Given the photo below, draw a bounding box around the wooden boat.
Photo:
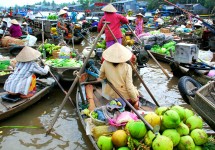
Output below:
[149,51,173,63]
[50,66,80,82]
[0,77,55,121]
[170,62,215,85]
[76,80,157,150]
[178,77,215,130]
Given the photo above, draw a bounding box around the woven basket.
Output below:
[90,108,106,126]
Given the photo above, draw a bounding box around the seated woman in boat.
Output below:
[21,22,33,35]
[9,19,22,38]
[4,46,50,99]
[99,43,139,109]
[57,9,69,40]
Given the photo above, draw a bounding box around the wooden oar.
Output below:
[106,24,160,107]
[106,79,159,133]
[39,58,75,107]
[45,22,108,135]
[126,24,170,79]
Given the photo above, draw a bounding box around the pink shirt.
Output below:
[9,24,22,38]
[98,12,128,42]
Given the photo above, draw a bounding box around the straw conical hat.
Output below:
[101,4,117,13]
[103,43,132,63]
[16,46,41,62]
[194,22,202,27]
[22,22,28,25]
[63,6,69,10]
[136,13,143,17]
[58,9,67,16]
[11,19,19,25]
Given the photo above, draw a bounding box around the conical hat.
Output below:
[136,13,143,17]
[11,19,19,25]
[22,22,28,25]
[58,9,67,16]
[63,6,69,10]
[101,4,117,12]
[103,43,132,63]
[16,46,41,62]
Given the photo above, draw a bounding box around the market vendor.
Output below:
[57,9,69,40]
[154,15,164,28]
[192,22,204,39]
[186,21,192,28]
[98,4,128,48]
[4,46,50,98]
[9,19,22,38]
[22,22,33,35]
[99,43,139,109]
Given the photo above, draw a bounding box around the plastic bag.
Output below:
[24,35,37,46]
[198,50,213,62]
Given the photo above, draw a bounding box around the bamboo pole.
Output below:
[45,22,108,135]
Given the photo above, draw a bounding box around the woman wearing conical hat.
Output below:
[57,9,69,39]
[9,19,22,38]
[4,46,50,98]
[98,4,129,48]
[99,43,139,109]
[135,13,144,37]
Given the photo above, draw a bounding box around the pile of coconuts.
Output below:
[96,105,214,150]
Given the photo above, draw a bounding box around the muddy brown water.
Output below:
[0,39,214,149]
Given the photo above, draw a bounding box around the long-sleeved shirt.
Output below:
[4,62,49,95]
[99,60,139,102]
[9,24,22,38]
[98,12,128,42]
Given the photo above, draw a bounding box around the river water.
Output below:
[0,39,213,149]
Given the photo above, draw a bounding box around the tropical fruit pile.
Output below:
[45,58,83,68]
[38,43,61,55]
[151,41,176,56]
[47,14,58,20]
[96,105,214,150]
[96,39,106,49]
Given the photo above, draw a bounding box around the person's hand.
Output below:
[44,65,50,72]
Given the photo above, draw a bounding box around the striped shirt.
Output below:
[4,62,48,95]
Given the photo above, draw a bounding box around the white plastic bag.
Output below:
[198,50,213,62]
[24,35,37,46]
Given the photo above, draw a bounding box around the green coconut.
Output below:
[155,106,168,115]
[186,116,203,131]
[176,122,190,136]
[171,105,185,120]
[144,130,156,146]
[162,110,181,129]
[177,135,195,150]
[190,129,208,145]
[97,136,113,150]
[162,129,181,146]
[128,121,147,139]
[183,108,194,122]
[194,146,203,150]
[152,134,173,150]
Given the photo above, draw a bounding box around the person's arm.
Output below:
[99,62,106,79]
[98,16,105,32]
[32,63,49,75]
[119,14,129,24]
[125,65,138,102]
[57,21,68,33]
